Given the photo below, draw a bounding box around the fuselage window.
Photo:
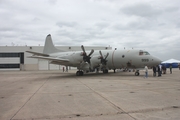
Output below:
[122,55,125,58]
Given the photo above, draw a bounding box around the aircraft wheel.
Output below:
[76,71,80,76]
[76,71,84,76]
[135,72,140,76]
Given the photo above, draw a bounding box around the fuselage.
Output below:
[27,34,162,76]
[49,49,161,70]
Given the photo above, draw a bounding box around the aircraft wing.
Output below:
[28,56,69,63]
[26,51,49,57]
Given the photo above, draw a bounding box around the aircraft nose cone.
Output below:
[154,57,162,65]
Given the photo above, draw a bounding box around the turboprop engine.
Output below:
[90,55,101,69]
[89,51,109,71]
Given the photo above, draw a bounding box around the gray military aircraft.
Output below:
[26,34,161,76]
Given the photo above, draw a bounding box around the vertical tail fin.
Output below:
[43,34,63,54]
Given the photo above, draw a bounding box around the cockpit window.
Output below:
[139,50,150,55]
[144,51,150,55]
[139,50,143,55]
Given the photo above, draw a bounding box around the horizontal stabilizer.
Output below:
[26,51,49,57]
[28,56,69,63]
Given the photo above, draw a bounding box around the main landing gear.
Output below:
[76,71,84,76]
[135,70,140,76]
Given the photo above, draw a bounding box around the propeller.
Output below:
[81,45,94,64]
[99,51,109,65]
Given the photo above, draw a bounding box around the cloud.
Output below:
[56,21,77,28]
[95,22,110,29]
[48,0,57,5]
[0,0,180,60]
[121,3,162,17]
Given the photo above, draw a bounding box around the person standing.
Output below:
[63,67,65,72]
[157,65,161,77]
[169,64,172,74]
[159,64,162,76]
[144,66,148,78]
[66,66,68,72]
[162,65,166,74]
[153,66,156,77]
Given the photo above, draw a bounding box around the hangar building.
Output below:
[0,46,112,71]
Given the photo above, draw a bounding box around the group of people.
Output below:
[144,64,172,78]
[152,65,163,77]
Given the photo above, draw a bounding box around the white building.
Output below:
[0,46,112,71]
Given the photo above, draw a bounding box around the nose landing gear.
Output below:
[135,70,140,76]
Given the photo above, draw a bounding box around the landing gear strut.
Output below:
[103,69,108,73]
[76,71,84,76]
[135,70,140,76]
[113,69,116,73]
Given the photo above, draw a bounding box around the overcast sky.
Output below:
[0,0,180,61]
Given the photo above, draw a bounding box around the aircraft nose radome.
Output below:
[154,57,162,65]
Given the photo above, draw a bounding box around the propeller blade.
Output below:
[98,51,109,65]
[104,53,109,59]
[81,46,93,64]
[81,45,86,55]
[99,51,103,59]
[88,49,94,57]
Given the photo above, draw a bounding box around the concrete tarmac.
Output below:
[0,69,180,120]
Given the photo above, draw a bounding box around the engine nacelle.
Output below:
[90,56,101,69]
[78,62,90,71]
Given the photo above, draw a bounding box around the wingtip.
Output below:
[47,34,51,36]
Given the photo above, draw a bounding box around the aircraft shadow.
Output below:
[48,71,143,79]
